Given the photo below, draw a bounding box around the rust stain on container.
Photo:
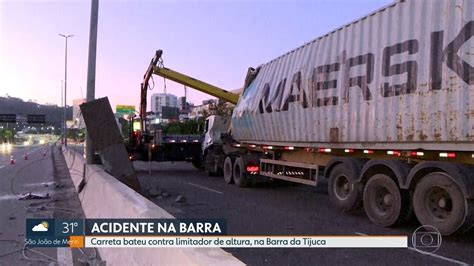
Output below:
[396,115,403,141]
[419,112,428,125]
[418,131,428,141]
[330,128,339,142]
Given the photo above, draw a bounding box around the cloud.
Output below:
[32,223,48,232]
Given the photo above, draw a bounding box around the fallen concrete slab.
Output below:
[62,147,243,265]
[79,97,141,192]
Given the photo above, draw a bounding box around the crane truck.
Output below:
[126,50,202,166]
[127,50,239,169]
[141,0,474,236]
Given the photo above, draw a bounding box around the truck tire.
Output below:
[328,164,362,212]
[223,157,234,184]
[413,172,474,235]
[233,157,248,187]
[363,174,410,227]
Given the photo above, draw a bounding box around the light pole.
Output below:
[85,0,99,164]
[59,33,74,147]
[60,80,63,143]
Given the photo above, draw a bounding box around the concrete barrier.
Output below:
[62,148,243,266]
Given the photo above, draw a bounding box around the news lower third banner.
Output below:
[25,219,407,248]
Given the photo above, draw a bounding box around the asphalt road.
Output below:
[0,144,99,265]
[135,161,474,266]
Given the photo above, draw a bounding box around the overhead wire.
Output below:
[0,239,22,259]
[22,243,58,263]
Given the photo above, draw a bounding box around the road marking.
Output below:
[57,247,73,266]
[0,165,5,169]
[188,182,223,194]
[355,232,467,265]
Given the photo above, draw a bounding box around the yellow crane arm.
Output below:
[151,50,240,105]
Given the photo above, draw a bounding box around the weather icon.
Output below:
[32,221,49,232]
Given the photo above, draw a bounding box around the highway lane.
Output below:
[135,161,474,266]
[0,144,59,265]
[0,144,36,166]
[0,145,99,265]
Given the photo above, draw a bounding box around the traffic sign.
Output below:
[116,105,135,117]
[0,114,16,123]
[27,114,46,124]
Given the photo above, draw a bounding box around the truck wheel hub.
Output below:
[383,194,392,205]
[334,175,351,201]
[426,187,452,220]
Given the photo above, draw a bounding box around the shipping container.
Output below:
[232,0,474,151]
[144,0,474,237]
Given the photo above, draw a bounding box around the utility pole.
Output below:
[85,0,99,164]
[61,80,64,144]
[59,34,74,146]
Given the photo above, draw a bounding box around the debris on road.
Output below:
[42,181,61,188]
[175,195,185,203]
[148,188,161,197]
[18,193,50,200]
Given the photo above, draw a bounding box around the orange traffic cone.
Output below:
[10,155,15,165]
[24,153,28,160]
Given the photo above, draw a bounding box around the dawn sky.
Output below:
[0,0,392,111]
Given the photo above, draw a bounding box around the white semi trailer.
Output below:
[151,0,474,235]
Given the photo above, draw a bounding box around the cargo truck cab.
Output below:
[202,115,231,176]
[202,115,230,153]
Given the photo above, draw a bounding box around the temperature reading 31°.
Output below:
[62,222,79,234]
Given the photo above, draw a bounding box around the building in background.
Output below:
[72,98,86,129]
[150,93,178,115]
[178,96,187,111]
[188,99,218,120]
[202,99,218,105]
[178,113,189,122]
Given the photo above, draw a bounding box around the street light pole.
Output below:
[85,0,99,164]
[59,34,74,147]
[60,80,64,144]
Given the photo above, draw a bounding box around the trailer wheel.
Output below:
[233,157,248,187]
[363,174,409,227]
[413,172,474,235]
[328,164,362,212]
[223,157,234,184]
